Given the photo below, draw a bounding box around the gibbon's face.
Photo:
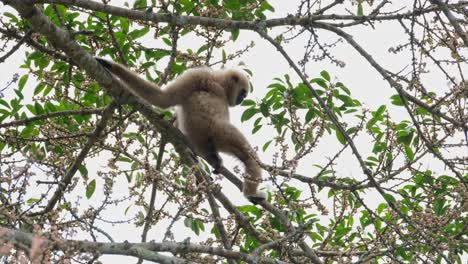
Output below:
[222,69,250,106]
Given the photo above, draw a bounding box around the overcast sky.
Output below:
[1,0,466,263]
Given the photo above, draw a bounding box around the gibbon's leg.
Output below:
[95,58,195,108]
[207,137,222,174]
[213,123,266,204]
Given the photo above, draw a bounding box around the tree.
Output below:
[0,0,466,263]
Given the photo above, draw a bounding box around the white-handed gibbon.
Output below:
[96,58,266,203]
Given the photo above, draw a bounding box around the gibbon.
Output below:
[96,58,266,203]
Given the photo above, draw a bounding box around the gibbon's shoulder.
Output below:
[168,67,227,96]
[177,67,214,82]
[175,67,248,85]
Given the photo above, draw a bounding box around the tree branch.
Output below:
[0,227,289,264]
[29,100,117,216]
[33,0,468,30]
[1,1,320,261]
[0,108,105,128]
[430,0,468,46]
[312,22,467,130]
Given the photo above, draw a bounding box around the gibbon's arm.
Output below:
[96,58,205,108]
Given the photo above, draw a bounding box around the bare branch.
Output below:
[430,0,468,46]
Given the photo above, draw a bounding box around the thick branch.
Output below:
[1,227,289,264]
[33,0,468,30]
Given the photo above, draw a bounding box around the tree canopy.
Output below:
[0,0,466,263]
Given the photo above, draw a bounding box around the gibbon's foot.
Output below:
[95,57,112,70]
[246,191,267,205]
[212,160,221,174]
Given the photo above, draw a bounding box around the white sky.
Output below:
[0,0,466,263]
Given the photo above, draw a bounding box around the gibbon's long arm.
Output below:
[96,58,205,108]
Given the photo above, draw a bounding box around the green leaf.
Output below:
[252,125,262,134]
[383,193,396,203]
[86,179,96,199]
[310,78,327,88]
[222,49,227,64]
[260,1,275,12]
[211,225,221,239]
[238,205,262,219]
[397,130,414,145]
[133,0,147,9]
[262,140,272,152]
[268,82,286,92]
[335,129,346,145]
[34,102,44,115]
[231,28,240,41]
[26,198,40,205]
[184,217,192,228]
[119,17,130,32]
[124,205,132,215]
[335,226,351,238]
[377,203,387,214]
[305,108,315,123]
[346,127,358,135]
[184,217,205,235]
[396,247,411,260]
[18,75,29,91]
[433,198,447,216]
[125,172,132,183]
[34,83,46,96]
[78,165,88,177]
[309,232,323,242]
[241,99,256,106]
[404,145,414,161]
[4,12,19,23]
[375,105,386,118]
[0,99,10,109]
[357,1,364,16]
[43,85,53,96]
[14,89,24,100]
[259,102,269,117]
[241,108,258,122]
[129,27,150,39]
[193,219,205,235]
[336,82,351,95]
[390,94,404,106]
[415,107,429,115]
[162,37,172,46]
[320,70,330,81]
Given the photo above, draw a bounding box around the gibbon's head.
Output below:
[216,69,250,106]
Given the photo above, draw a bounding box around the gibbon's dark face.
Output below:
[223,69,250,106]
[236,89,247,105]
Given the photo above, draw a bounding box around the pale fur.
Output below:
[96,58,265,202]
